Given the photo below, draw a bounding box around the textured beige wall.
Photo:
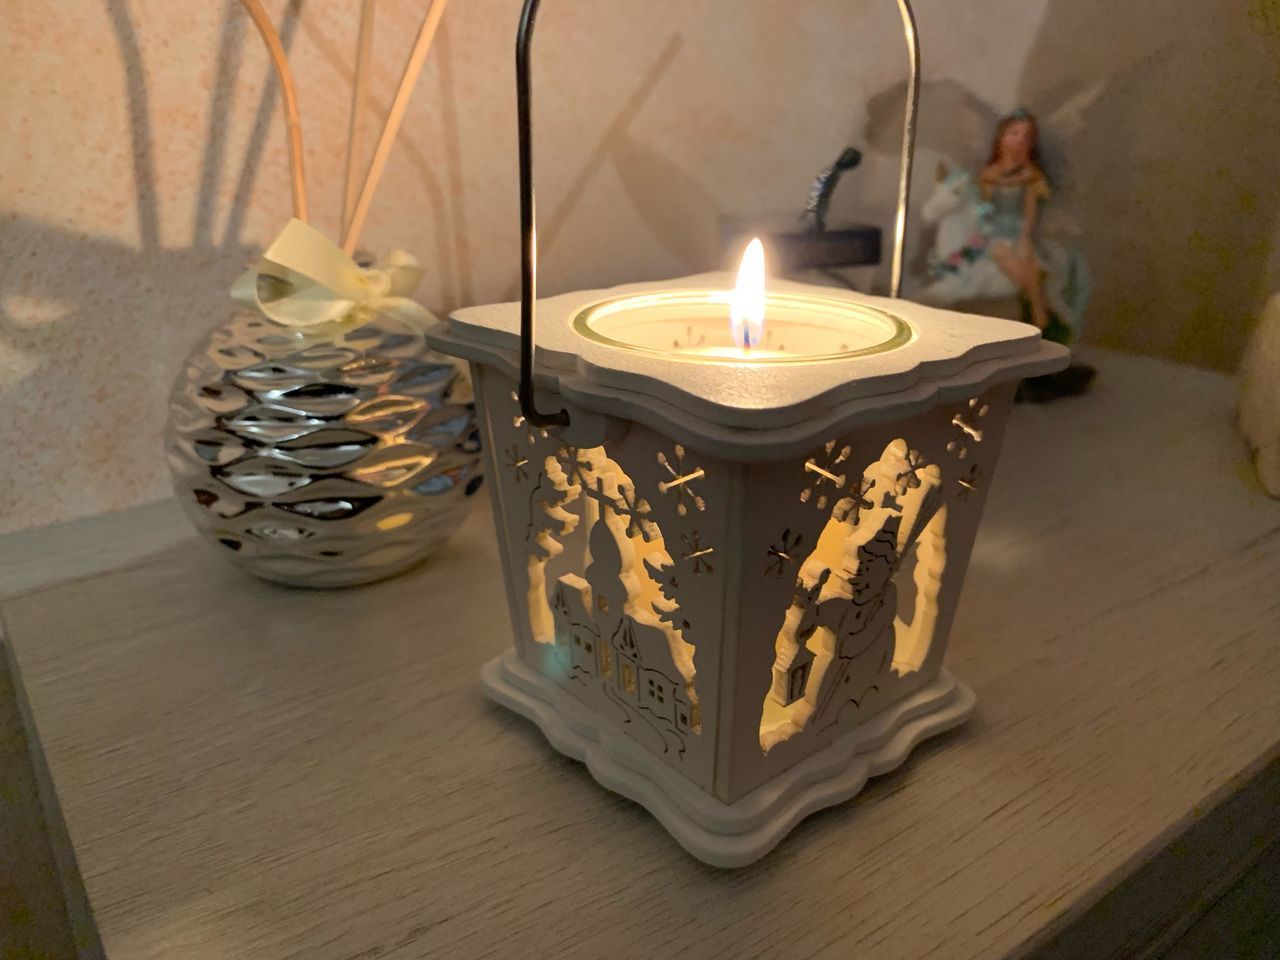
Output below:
[1016,0,1280,371]
[1,0,1277,534]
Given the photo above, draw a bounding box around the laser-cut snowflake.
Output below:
[554,445,595,492]
[832,475,876,525]
[613,480,659,542]
[656,444,706,516]
[680,531,715,575]
[947,396,990,460]
[893,448,928,495]
[510,391,548,445]
[766,528,805,578]
[505,443,530,482]
[956,462,983,501]
[800,440,851,510]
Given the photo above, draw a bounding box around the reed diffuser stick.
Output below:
[342,0,377,238]
[239,0,308,222]
[342,0,451,254]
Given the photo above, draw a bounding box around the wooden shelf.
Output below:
[2,348,1278,960]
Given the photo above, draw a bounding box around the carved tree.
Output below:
[525,457,583,643]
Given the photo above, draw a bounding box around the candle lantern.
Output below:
[428,0,1068,867]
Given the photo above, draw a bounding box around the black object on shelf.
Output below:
[805,146,864,232]
[720,214,882,273]
[720,145,882,276]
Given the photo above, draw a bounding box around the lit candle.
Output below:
[729,237,766,353]
[572,237,912,364]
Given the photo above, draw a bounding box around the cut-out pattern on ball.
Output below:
[167,310,482,587]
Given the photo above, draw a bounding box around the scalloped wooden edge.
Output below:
[482,650,976,868]
[429,320,1055,460]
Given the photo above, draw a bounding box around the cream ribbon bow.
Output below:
[231,218,433,328]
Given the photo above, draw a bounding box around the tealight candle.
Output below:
[574,238,912,364]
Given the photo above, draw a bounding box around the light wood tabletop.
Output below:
[2,349,1279,960]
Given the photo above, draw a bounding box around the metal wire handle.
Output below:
[515,0,921,429]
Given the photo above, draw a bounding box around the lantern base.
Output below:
[482,650,975,868]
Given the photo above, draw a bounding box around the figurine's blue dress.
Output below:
[986,182,1032,242]
[924,166,1090,341]
[981,171,1050,245]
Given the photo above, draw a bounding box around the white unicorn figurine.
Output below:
[917,162,1091,341]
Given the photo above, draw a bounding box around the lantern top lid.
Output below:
[430,272,1068,457]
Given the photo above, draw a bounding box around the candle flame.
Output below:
[730,237,766,350]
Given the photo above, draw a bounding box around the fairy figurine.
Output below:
[918,107,1091,349]
[979,109,1054,331]
[915,106,1095,397]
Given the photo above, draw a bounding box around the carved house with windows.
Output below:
[610,615,699,736]
[535,447,703,758]
[773,638,816,707]
[550,576,599,682]
[768,568,831,708]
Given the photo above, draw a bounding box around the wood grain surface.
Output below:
[0,499,189,598]
[0,639,78,960]
[3,349,1279,960]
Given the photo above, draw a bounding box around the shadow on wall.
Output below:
[612,130,722,274]
[1020,0,1280,372]
[0,0,295,528]
[0,0,704,535]
[866,3,1280,372]
[498,35,698,302]
[296,9,472,308]
[0,0,483,533]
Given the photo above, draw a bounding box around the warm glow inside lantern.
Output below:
[430,246,1067,866]
[426,0,1070,867]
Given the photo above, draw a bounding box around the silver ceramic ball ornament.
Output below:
[166,242,483,588]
